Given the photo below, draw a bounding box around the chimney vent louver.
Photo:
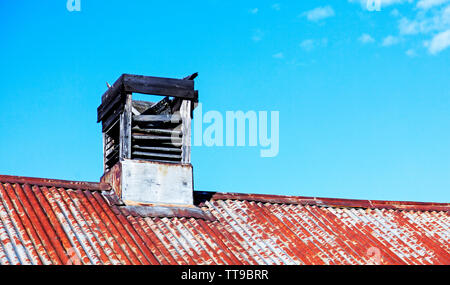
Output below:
[98,73,198,206]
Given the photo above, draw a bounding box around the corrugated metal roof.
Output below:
[0,174,448,265]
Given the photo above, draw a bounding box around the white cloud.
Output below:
[359,33,375,43]
[272,3,281,11]
[382,35,401,46]
[391,8,401,17]
[417,0,450,10]
[302,6,335,22]
[405,48,417,56]
[348,0,413,10]
[398,5,450,36]
[272,52,284,59]
[251,29,264,42]
[300,39,315,51]
[250,8,259,14]
[426,29,450,53]
[399,17,419,35]
[299,38,328,51]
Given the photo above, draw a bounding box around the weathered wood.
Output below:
[133,145,182,153]
[119,93,132,160]
[132,134,182,143]
[132,100,155,114]
[102,102,123,132]
[122,74,195,99]
[133,114,181,123]
[98,73,196,122]
[132,126,182,136]
[180,100,191,164]
[101,74,124,103]
[183,72,198,81]
[132,151,181,160]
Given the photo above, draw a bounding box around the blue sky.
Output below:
[0,0,449,202]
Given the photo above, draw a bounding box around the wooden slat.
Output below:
[132,134,182,143]
[102,103,123,132]
[132,145,182,153]
[122,74,195,99]
[119,93,132,160]
[132,151,181,160]
[97,76,124,122]
[180,100,191,164]
[132,127,181,136]
[133,114,181,123]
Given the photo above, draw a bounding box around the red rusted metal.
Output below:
[0,174,111,191]
[0,175,449,265]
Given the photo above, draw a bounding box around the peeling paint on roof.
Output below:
[0,175,448,265]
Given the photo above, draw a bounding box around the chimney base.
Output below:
[101,159,194,206]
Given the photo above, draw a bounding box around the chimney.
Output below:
[98,73,198,206]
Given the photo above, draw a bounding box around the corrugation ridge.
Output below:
[297,205,360,264]
[125,214,170,265]
[319,206,386,264]
[204,200,262,264]
[310,206,381,264]
[272,204,325,264]
[347,208,413,264]
[171,218,218,265]
[352,208,419,265]
[31,186,78,265]
[27,185,72,265]
[145,218,191,265]
[281,204,335,264]
[184,218,233,265]
[45,187,93,264]
[133,216,179,265]
[372,208,431,265]
[224,200,284,265]
[88,191,144,265]
[159,217,208,264]
[246,201,301,265]
[17,184,64,265]
[313,206,385,264]
[6,183,53,264]
[422,211,450,235]
[266,204,321,265]
[66,190,114,265]
[239,201,299,264]
[0,227,10,264]
[0,187,20,265]
[404,211,450,252]
[273,203,351,264]
[338,208,414,264]
[212,200,270,264]
[72,190,127,265]
[196,218,250,265]
[393,211,449,264]
[58,189,108,265]
[203,202,258,264]
[114,208,160,265]
[410,211,450,242]
[338,208,407,264]
[1,183,41,264]
[47,187,98,265]
[388,209,448,264]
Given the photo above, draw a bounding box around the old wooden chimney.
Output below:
[98,73,198,206]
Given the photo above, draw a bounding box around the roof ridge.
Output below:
[196,191,450,212]
[0,174,111,191]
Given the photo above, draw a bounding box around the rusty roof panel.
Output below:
[0,175,448,265]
